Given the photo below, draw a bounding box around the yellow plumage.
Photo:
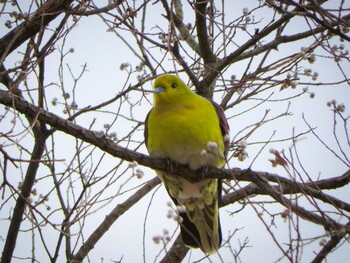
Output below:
[145,74,229,254]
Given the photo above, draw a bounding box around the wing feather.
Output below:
[210,100,230,157]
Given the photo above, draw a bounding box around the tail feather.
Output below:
[178,210,202,248]
[186,198,221,253]
[169,191,222,253]
[158,171,222,253]
[177,180,222,254]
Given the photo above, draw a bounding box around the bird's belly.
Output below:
[152,131,220,170]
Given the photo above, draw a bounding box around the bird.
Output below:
[144,74,230,254]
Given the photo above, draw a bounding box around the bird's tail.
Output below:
[179,193,222,254]
[159,172,222,254]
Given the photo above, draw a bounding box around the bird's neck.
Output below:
[155,93,197,111]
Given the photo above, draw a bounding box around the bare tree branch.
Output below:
[1,129,49,263]
[0,0,74,64]
[70,177,160,262]
[1,1,349,261]
[311,222,350,263]
[159,234,189,263]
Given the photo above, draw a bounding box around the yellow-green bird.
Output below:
[144,74,229,254]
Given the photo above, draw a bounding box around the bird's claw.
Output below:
[199,165,210,180]
[165,157,176,174]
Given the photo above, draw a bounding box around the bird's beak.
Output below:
[139,87,165,94]
[154,87,165,94]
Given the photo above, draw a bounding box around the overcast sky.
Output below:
[1,1,350,262]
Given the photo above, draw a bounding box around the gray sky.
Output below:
[1,1,350,262]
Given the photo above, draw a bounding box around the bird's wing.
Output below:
[144,108,152,149]
[210,100,230,157]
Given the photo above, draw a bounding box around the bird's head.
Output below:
[152,74,193,105]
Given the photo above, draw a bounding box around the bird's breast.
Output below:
[147,103,225,169]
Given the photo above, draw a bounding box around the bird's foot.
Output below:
[165,157,177,174]
[199,165,210,180]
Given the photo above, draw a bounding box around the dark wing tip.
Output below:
[179,211,202,248]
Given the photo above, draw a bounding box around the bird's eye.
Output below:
[171,83,177,88]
